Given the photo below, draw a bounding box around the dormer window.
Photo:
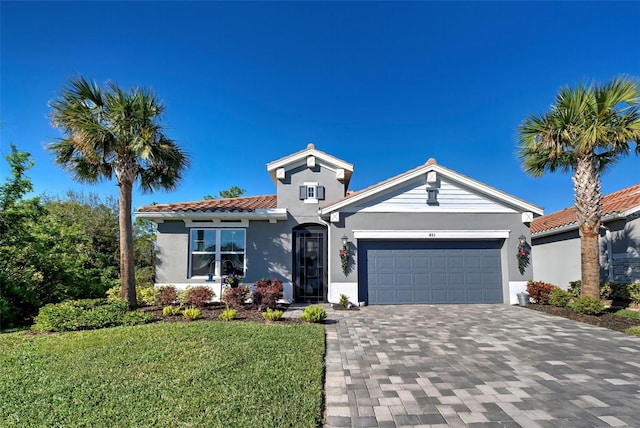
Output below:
[300,183,325,203]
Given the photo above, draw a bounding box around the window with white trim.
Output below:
[190,229,245,277]
[299,183,325,203]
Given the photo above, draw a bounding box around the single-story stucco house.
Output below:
[531,183,640,288]
[136,144,543,305]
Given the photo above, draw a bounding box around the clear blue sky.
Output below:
[2,1,639,215]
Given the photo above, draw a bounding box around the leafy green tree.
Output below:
[133,217,157,287]
[204,185,246,200]
[518,76,640,298]
[0,145,45,327]
[48,77,189,308]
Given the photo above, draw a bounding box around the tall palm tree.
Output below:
[49,77,189,308]
[518,76,640,299]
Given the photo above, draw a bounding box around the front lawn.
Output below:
[0,322,325,427]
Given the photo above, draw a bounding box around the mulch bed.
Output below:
[139,303,306,324]
[523,304,640,333]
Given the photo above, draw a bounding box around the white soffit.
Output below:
[353,230,511,239]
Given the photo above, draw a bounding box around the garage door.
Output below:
[359,241,503,304]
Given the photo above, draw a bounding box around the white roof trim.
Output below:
[320,163,543,216]
[353,229,510,240]
[267,147,353,173]
[135,208,288,222]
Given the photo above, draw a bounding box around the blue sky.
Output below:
[2,1,639,215]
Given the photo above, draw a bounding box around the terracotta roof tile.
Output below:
[137,195,277,213]
[531,183,640,234]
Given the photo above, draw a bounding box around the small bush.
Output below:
[106,285,158,306]
[339,294,349,308]
[137,286,158,306]
[156,286,178,306]
[526,281,555,305]
[568,280,582,299]
[162,306,182,317]
[182,307,201,321]
[549,287,571,307]
[106,285,122,302]
[300,305,327,323]
[624,326,640,337]
[32,299,129,332]
[628,282,640,305]
[122,311,156,326]
[180,286,214,308]
[222,285,251,310]
[219,308,237,322]
[569,280,632,300]
[572,296,605,315]
[262,308,284,322]
[253,278,283,310]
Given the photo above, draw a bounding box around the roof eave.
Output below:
[135,208,288,222]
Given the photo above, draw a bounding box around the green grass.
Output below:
[0,322,325,427]
[625,326,640,336]
[613,309,640,320]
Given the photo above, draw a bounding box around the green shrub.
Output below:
[182,307,201,321]
[572,296,605,315]
[122,311,156,326]
[549,287,571,307]
[300,305,327,323]
[106,285,158,306]
[628,282,640,305]
[137,286,158,306]
[32,299,129,332]
[339,294,349,308]
[105,285,122,302]
[162,306,182,317]
[624,326,640,337]
[156,285,177,306]
[262,308,283,321]
[222,285,251,309]
[526,281,555,304]
[219,308,237,322]
[568,280,582,299]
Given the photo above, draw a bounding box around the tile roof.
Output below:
[137,195,277,213]
[531,183,640,234]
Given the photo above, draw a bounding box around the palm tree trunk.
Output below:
[573,154,602,299]
[119,180,137,309]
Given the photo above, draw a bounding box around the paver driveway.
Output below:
[324,304,640,428]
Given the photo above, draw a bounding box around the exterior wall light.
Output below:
[341,235,349,249]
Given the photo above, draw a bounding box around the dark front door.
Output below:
[293,225,327,303]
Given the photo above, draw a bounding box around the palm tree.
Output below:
[49,77,189,308]
[518,76,640,299]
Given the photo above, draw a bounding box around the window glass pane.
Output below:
[307,186,316,199]
[221,254,245,275]
[191,254,215,276]
[191,229,216,252]
[221,229,245,252]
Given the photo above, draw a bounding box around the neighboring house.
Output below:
[531,184,640,288]
[136,144,543,305]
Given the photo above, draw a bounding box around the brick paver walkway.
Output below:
[324,304,640,427]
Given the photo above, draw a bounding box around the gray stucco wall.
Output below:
[328,212,533,285]
[532,230,581,288]
[156,219,293,285]
[276,164,346,217]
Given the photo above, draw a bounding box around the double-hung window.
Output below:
[190,229,245,277]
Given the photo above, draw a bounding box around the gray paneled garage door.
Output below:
[359,241,502,304]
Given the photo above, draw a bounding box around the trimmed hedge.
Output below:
[32,299,154,332]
